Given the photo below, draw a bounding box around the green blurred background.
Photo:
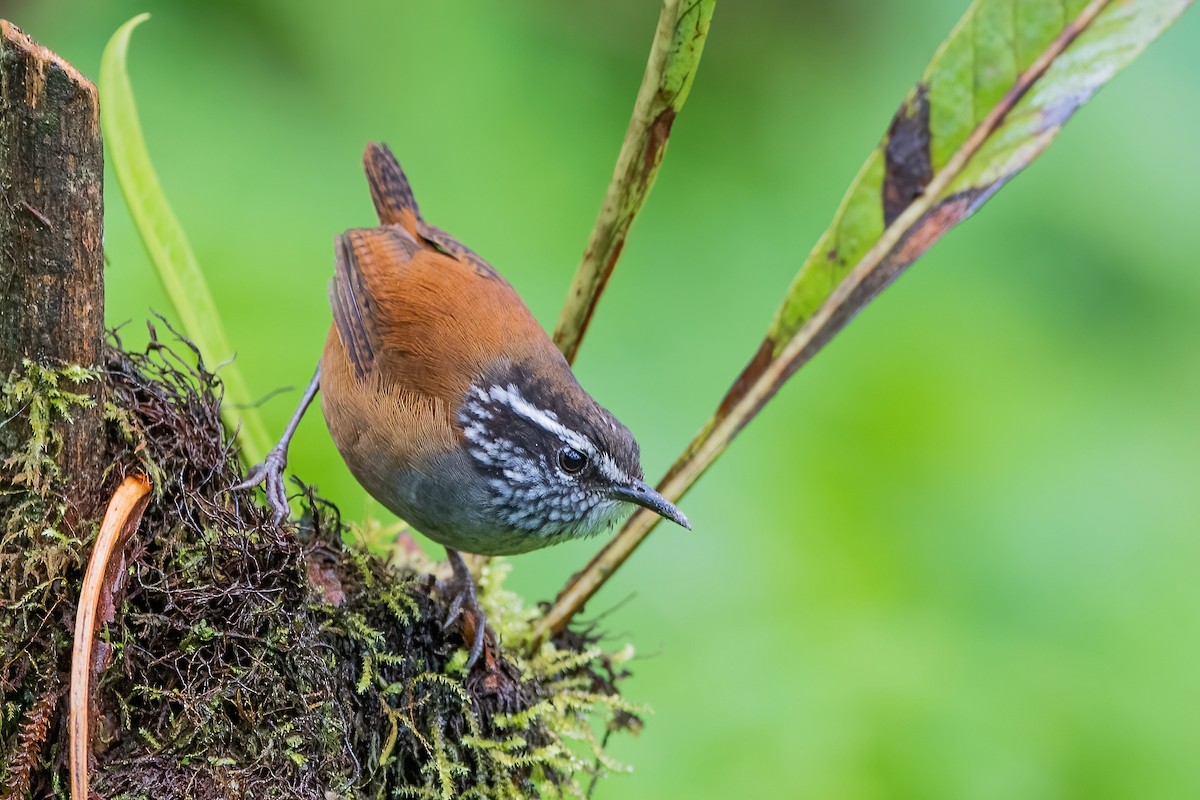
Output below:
[11,0,1199,796]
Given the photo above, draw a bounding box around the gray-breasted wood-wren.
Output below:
[238,143,689,664]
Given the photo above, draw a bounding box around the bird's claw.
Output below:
[230,445,291,524]
[442,567,491,670]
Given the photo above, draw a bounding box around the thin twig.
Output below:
[552,0,715,364]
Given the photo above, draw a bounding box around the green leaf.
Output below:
[99,13,270,465]
[767,0,1190,356]
[536,0,1192,642]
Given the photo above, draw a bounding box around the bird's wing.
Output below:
[331,225,550,404]
[329,226,420,381]
[362,142,506,283]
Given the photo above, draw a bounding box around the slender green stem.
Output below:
[552,0,715,364]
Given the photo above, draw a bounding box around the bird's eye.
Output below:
[557,447,588,474]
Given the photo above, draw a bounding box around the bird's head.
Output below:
[457,364,689,543]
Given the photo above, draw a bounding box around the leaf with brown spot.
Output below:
[536,0,1193,642]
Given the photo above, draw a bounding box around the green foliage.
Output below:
[554,0,716,360]
[0,359,95,642]
[771,0,1191,348]
[538,0,1195,652]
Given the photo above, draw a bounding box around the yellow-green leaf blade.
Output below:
[99,14,270,464]
[769,0,1188,352]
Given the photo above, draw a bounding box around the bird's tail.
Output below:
[363,142,422,235]
[360,141,504,282]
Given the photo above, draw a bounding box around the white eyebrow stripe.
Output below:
[488,384,582,447]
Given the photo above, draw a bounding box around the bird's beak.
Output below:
[611,480,691,530]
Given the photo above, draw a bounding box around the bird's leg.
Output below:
[442,549,492,669]
[231,363,322,524]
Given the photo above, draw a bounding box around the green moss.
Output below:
[0,359,97,496]
[0,357,98,608]
[0,360,99,798]
[1,336,642,800]
[329,548,642,800]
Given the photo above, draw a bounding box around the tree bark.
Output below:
[0,20,106,522]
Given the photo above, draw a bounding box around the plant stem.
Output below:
[552,0,715,364]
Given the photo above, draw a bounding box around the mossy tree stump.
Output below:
[0,20,106,525]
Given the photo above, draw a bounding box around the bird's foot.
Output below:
[229,444,291,524]
[443,551,496,670]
